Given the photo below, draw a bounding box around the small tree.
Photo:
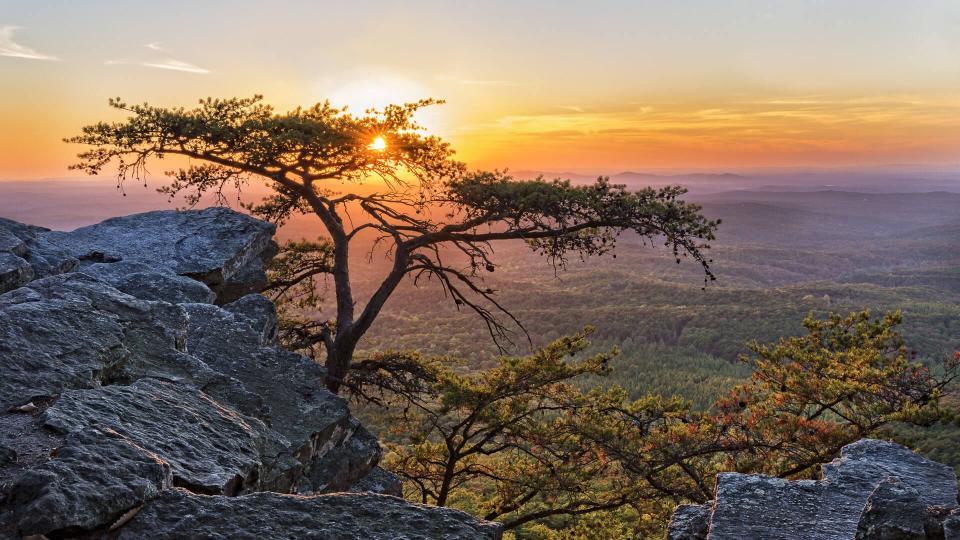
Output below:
[68,96,718,392]
[574,310,958,504]
[368,312,957,535]
[364,330,633,531]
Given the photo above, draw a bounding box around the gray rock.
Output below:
[702,440,958,540]
[349,467,404,497]
[224,293,278,344]
[944,509,960,540]
[828,439,958,508]
[0,273,206,410]
[22,234,79,280]
[0,251,32,294]
[0,407,63,495]
[0,207,493,538]
[667,503,711,540]
[303,420,382,494]
[0,273,162,407]
[80,261,216,303]
[115,489,503,540]
[855,477,926,540]
[0,270,377,500]
[44,379,268,495]
[180,302,378,493]
[6,427,171,537]
[0,224,26,255]
[0,445,14,466]
[43,207,277,303]
[709,474,856,540]
[0,217,77,293]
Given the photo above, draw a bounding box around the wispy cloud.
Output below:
[0,26,59,61]
[141,59,209,74]
[456,95,960,166]
[105,43,209,74]
[456,79,519,87]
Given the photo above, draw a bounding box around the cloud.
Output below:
[0,26,59,61]
[105,43,209,74]
[141,59,209,74]
[457,95,960,167]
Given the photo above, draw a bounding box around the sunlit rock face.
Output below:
[667,439,959,540]
[0,208,501,540]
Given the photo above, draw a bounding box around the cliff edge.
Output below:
[0,208,501,539]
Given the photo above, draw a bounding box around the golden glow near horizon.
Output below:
[1,1,960,179]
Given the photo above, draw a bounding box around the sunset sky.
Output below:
[2,0,960,179]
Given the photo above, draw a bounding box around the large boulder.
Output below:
[0,251,32,295]
[115,489,503,540]
[668,439,959,540]
[0,208,502,539]
[43,208,277,303]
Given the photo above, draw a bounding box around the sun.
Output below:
[369,136,387,151]
[317,71,446,135]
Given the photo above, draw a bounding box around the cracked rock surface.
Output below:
[0,217,77,295]
[668,439,959,540]
[0,208,501,539]
[42,207,277,304]
[116,489,503,540]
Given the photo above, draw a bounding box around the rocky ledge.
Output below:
[668,439,960,540]
[0,208,501,539]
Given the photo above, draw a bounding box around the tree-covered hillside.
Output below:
[345,188,960,470]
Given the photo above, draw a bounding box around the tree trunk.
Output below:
[324,336,357,393]
[323,249,410,394]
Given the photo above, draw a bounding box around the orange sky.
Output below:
[2,1,960,179]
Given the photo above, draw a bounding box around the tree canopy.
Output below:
[367,311,957,535]
[69,96,718,391]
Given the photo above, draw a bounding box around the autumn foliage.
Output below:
[366,311,956,536]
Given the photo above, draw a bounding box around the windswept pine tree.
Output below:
[69,96,718,392]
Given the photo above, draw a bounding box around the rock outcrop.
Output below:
[0,209,501,539]
[0,217,76,294]
[41,208,278,303]
[668,439,960,540]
